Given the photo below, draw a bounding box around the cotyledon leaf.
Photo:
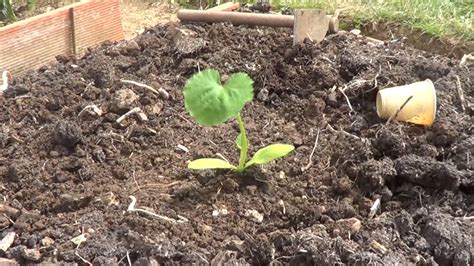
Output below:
[188,158,236,170]
[183,69,254,126]
[245,144,295,168]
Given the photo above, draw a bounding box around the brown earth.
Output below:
[0,18,473,266]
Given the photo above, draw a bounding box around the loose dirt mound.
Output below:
[0,21,472,265]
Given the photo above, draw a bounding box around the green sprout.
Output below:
[183,68,295,173]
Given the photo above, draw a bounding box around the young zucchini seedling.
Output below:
[183,68,295,173]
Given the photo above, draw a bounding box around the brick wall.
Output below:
[0,0,124,75]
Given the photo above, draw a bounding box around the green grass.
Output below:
[261,0,473,42]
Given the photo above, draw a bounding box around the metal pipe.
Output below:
[177,9,295,28]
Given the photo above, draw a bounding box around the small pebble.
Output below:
[257,88,269,102]
[336,217,362,234]
[21,248,42,262]
[40,237,54,248]
[26,235,37,248]
[158,88,170,100]
[278,171,286,180]
[222,178,239,193]
[201,224,213,233]
[244,209,263,223]
[246,185,257,195]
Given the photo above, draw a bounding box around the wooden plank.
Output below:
[293,9,329,45]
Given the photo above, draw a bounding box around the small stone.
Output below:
[53,121,83,148]
[246,185,257,195]
[201,224,213,233]
[283,48,297,61]
[222,178,239,193]
[212,208,228,217]
[75,147,86,158]
[125,40,140,53]
[0,232,16,253]
[26,235,37,248]
[257,88,269,102]
[244,209,263,223]
[32,221,46,231]
[109,89,139,114]
[0,216,10,229]
[350,29,361,35]
[53,171,71,183]
[112,168,129,180]
[336,217,362,234]
[320,215,333,224]
[21,248,42,262]
[31,179,44,188]
[40,237,54,248]
[333,177,352,194]
[49,150,60,158]
[14,222,30,231]
[278,171,286,180]
[380,186,393,201]
[332,228,340,237]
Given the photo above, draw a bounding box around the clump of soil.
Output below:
[0,20,472,265]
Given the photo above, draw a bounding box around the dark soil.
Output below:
[0,20,473,265]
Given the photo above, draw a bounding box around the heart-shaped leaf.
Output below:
[245,144,295,168]
[183,69,254,126]
[188,158,236,170]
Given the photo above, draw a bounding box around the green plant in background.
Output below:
[0,0,16,21]
[183,69,295,173]
[1,0,37,22]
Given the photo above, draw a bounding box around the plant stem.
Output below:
[236,113,248,172]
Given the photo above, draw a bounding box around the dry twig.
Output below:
[127,196,187,224]
[121,79,160,95]
[116,107,148,124]
[368,198,381,219]
[326,124,366,143]
[386,95,413,125]
[78,104,102,117]
[455,75,466,112]
[121,79,169,99]
[337,87,354,114]
[301,128,320,172]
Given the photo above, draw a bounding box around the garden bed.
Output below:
[0,0,124,75]
[5,0,80,24]
[0,20,472,265]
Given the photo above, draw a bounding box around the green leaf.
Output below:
[245,144,295,168]
[1,0,16,21]
[188,158,236,170]
[183,69,254,126]
[235,133,242,149]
